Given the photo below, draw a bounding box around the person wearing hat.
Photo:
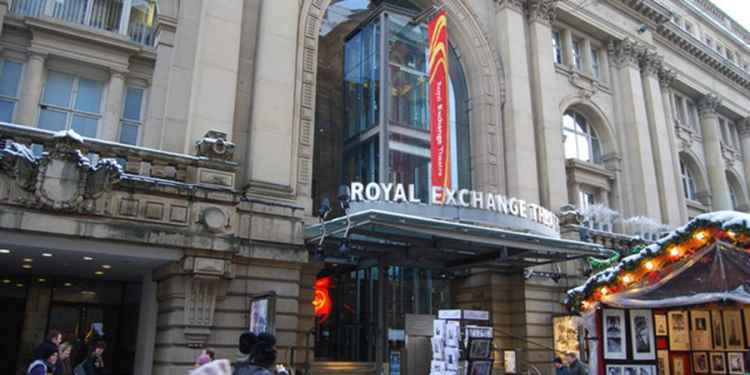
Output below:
[27,341,59,375]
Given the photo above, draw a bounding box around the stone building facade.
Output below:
[0,0,748,374]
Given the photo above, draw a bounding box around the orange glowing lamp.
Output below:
[312,276,333,323]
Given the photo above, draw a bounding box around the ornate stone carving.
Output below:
[639,49,663,77]
[495,0,526,13]
[200,207,228,232]
[195,130,235,161]
[737,118,750,139]
[658,67,677,89]
[608,38,645,69]
[182,257,232,348]
[527,0,560,24]
[568,72,596,99]
[697,93,721,117]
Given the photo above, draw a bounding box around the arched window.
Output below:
[563,111,601,164]
[726,171,744,209]
[680,159,697,200]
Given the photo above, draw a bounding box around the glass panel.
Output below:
[0,99,14,122]
[576,133,590,162]
[574,113,587,134]
[389,150,430,202]
[388,15,428,131]
[38,109,68,131]
[119,122,139,145]
[75,78,103,113]
[71,115,98,137]
[343,139,379,184]
[53,279,123,304]
[48,305,81,343]
[123,87,144,121]
[43,71,74,107]
[0,61,22,97]
[563,128,577,159]
[591,137,602,164]
[563,113,576,130]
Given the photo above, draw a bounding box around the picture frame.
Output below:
[503,350,517,374]
[667,311,690,351]
[431,336,444,360]
[657,350,670,375]
[553,315,582,360]
[603,309,627,360]
[639,366,656,375]
[744,308,750,348]
[607,365,623,375]
[433,319,446,337]
[624,366,639,375]
[690,310,712,351]
[692,352,709,374]
[654,314,668,336]
[727,352,745,374]
[712,310,725,350]
[468,360,492,375]
[468,339,491,359]
[722,310,745,350]
[249,292,276,335]
[711,352,727,374]
[431,360,446,372]
[671,353,688,375]
[444,347,459,370]
[445,321,460,348]
[630,309,656,360]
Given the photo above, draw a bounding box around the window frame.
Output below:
[38,70,105,138]
[0,59,24,123]
[680,158,698,201]
[571,38,583,71]
[551,30,563,65]
[563,110,602,164]
[118,84,147,146]
[591,46,601,80]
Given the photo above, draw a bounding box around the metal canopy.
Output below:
[305,209,610,270]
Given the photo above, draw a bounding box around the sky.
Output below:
[711,0,750,33]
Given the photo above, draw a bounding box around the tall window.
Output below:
[579,190,595,209]
[680,159,697,200]
[563,111,601,164]
[685,100,698,130]
[552,31,563,64]
[38,71,103,138]
[572,39,582,70]
[684,21,693,35]
[729,182,738,209]
[591,47,601,79]
[0,60,23,122]
[673,95,686,125]
[119,86,145,145]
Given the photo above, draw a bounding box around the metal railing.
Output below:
[10,0,155,47]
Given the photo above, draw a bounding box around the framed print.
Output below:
[603,309,627,359]
[639,366,655,375]
[607,365,623,375]
[630,309,656,360]
[468,360,492,375]
[671,353,688,375]
[690,310,712,351]
[727,352,745,374]
[667,311,690,351]
[434,319,446,337]
[468,339,491,359]
[692,352,709,374]
[553,315,582,360]
[744,308,750,347]
[657,350,670,375]
[445,321,460,347]
[503,350,517,374]
[431,336,444,360]
[624,366,639,375]
[655,314,668,336]
[249,292,276,335]
[431,360,446,372]
[722,310,745,350]
[711,352,727,374]
[444,347,459,370]
[712,310,725,350]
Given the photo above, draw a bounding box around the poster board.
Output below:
[249,292,276,335]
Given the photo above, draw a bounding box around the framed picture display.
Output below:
[711,352,727,374]
[603,309,627,359]
[667,311,690,351]
[431,336,444,360]
[503,350,517,374]
[712,310,725,350]
[744,308,750,348]
[607,365,623,375]
[434,319,446,337]
[727,352,745,374]
[553,315,582,360]
[445,321,460,347]
[692,352,709,374]
[444,347,459,370]
[722,310,745,350]
[690,310,712,351]
[657,349,670,375]
[671,353,688,375]
[654,314,668,336]
[639,366,655,375]
[624,366,639,375]
[630,309,656,360]
[468,339,491,359]
[468,360,492,375]
[249,292,276,335]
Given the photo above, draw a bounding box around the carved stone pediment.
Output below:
[568,72,596,99]
[195,130,235,161]
[0,131,122,211]
[674,125,695,150]
[721,144,739,164]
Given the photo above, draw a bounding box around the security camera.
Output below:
[638,24,648,34]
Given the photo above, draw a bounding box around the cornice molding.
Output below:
[639,49,662,77]
[611,0,671,25]
[608,37,644,69]
[527,0,560,25]
[658,67,676,89]
[737,118,750,138]
[697,93,721,117]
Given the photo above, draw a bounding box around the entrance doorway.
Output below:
[0,295,25,375]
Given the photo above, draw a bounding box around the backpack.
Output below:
[26,360,47,375]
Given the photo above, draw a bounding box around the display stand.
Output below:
[430,309,494,375]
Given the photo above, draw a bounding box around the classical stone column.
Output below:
[101,69,127,142]
[142,10,176,149]
[526,0,567,210]
[0,0,10,36]
[698,94,732,210]
[608,38,661,220]
[658,68,689,223]
[17,51,47,126]
[640,52,682,226]
[495,0,541,203]
[738,118,750,197]
[133,272,157,375]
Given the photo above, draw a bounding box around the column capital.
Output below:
[639,49,663,77]
[608,38,645,69]
[737,117,750,138]
[109,67,129,80]
[658,67,676,89]
[26,49,48,62]
[527,0,560,25]
[495,0,526,14]
[697,93,721,117]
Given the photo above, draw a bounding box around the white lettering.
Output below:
[497,195,509,214]
[519,200,527,218]
[380,183,393,201]
[444,189,458,206]
[486,193,496,211]
[458,189,470,207]
[471,191,483,209]
[365,182,381,200]
[509,198,519,216]
[409,184,421,203]
[393,184,407,202]
[351,182,364,201]
[431,186,443,204]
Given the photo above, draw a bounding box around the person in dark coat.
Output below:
[233,332,277,375]
[565,352,588,375]
[77,341,106,375]
[27,342,59,375]
[554,357,569,375]
[54,342,73,375]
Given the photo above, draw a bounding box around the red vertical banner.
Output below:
[428,10,450,202]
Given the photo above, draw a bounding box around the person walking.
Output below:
[75,341,106,375]
[565,352,588,375]
[54,342,73,375]
[27,342,59,375]
[190,359,232,375]
[554,357,569,375]
[233,332,277,375]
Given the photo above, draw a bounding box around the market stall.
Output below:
[566,211,750,375]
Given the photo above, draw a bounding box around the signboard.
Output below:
[389,350,401,375]
[428,9,451,202]
[249,292,276,335]
[504,350,517,374]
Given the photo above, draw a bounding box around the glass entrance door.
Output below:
[48,303,121,372]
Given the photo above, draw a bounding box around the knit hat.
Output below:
[196,353,211,366]
[189,359,231,375]
[34,342,59,361]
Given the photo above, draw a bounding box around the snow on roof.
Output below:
[52,129,84,143]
